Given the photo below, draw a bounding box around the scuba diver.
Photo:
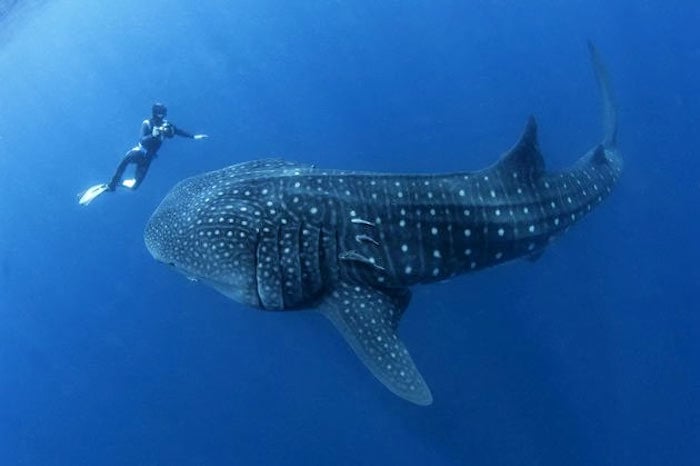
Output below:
[78,103,208,205]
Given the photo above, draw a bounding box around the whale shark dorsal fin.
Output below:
[591,144,608,165]
[320,282,432,406]
[493,116,545,180]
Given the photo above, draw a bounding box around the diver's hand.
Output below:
[193,134,208,140]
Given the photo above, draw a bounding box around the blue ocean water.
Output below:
[1,0,698,464]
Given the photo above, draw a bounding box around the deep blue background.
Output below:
[1,1,698,465]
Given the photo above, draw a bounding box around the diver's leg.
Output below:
[107,149,138,191]
[130,156,153,190]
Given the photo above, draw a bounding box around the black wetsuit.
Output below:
[108,117,194,191]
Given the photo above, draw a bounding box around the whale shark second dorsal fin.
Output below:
[492,116,545,181]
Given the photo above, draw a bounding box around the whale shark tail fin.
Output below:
[588,41,617,149]
[321,282,433,406]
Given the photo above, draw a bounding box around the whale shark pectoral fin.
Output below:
[320,282,432,406]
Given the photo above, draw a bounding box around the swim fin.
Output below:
[78,183,109,206]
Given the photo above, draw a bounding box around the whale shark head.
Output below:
[144,159,321,309]
[144,171,262,308]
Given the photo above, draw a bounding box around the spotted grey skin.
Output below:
[144,44,621,405]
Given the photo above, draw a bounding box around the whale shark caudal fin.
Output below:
[588,41,617,149]
[320,282,433,406]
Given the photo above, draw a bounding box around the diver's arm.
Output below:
[140,120,152,138]
[173,125,208,140]
[173,126,194,138]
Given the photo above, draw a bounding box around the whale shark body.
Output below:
[144,44,622,405]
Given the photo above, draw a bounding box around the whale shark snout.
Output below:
[145,177,264,308]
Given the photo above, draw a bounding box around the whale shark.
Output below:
[144,44,621,405]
